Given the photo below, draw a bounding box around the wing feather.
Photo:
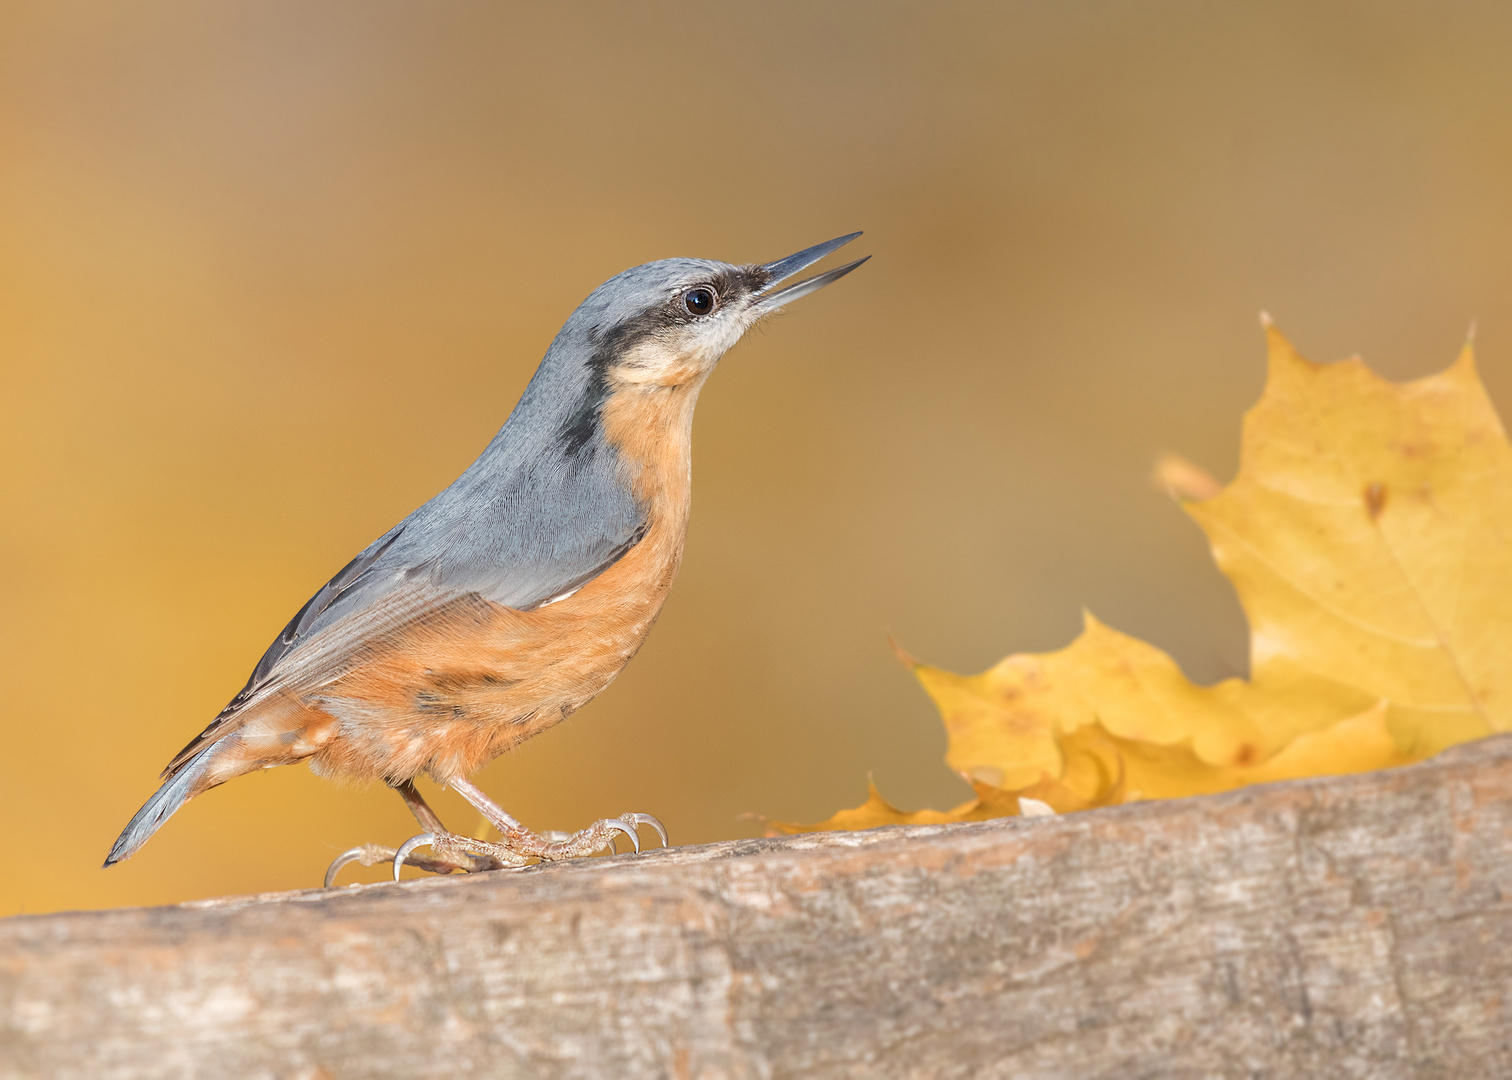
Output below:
[161,516,645,779]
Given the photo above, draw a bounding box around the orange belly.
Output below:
[293,515,684,783]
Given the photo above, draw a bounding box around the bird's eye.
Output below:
[682,287,717,316]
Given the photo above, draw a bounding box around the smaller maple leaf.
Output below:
[760,777,1023,835]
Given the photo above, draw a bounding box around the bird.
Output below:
[105,232,867,884]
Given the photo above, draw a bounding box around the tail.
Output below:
[103,737,238,867]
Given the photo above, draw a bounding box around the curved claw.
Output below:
[393,833,436,881]
[624,813,669,849]
[324,846,368,889]
[603,818,639,854]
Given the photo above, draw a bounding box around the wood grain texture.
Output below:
[6,736,1512,1079]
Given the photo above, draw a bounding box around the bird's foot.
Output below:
[391,813,669,881]
[324,841,502,888]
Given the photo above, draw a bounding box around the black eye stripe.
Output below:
[681,286,717,317]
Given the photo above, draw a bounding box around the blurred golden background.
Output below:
[6,1,1512,913]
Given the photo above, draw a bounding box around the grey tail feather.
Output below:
[103,739,231,867]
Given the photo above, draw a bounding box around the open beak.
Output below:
[753,232,869,313]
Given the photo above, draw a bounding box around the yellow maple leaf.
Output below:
[1192,320,1511,757]
[776,321,1508,830]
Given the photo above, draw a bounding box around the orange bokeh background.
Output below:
[7,1,1512,913]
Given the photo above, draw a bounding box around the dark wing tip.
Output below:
[105,744,223,867]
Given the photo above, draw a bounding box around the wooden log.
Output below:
[4,736,1512,1079]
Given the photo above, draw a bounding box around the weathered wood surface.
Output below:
[4,738,1512,1079]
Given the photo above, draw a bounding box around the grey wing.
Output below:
[161,506,646,777]
[240,513,649,699]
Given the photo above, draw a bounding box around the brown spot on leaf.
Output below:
[1365,482,1387,521]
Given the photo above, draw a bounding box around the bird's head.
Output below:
[498,233,866,474]
[567,232,868,393]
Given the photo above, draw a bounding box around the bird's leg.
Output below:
[323,778,502,887]
[451,777,668,859]
[394,777,449,833]
[393,778,504,873]
[388,777,669,879]
[450,776,531,834]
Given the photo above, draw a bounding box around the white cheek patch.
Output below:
[614,311,753,383]
[614,340,692,385]
[689,313,752,364]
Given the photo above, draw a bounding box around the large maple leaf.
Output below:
[770,321,1512,831]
